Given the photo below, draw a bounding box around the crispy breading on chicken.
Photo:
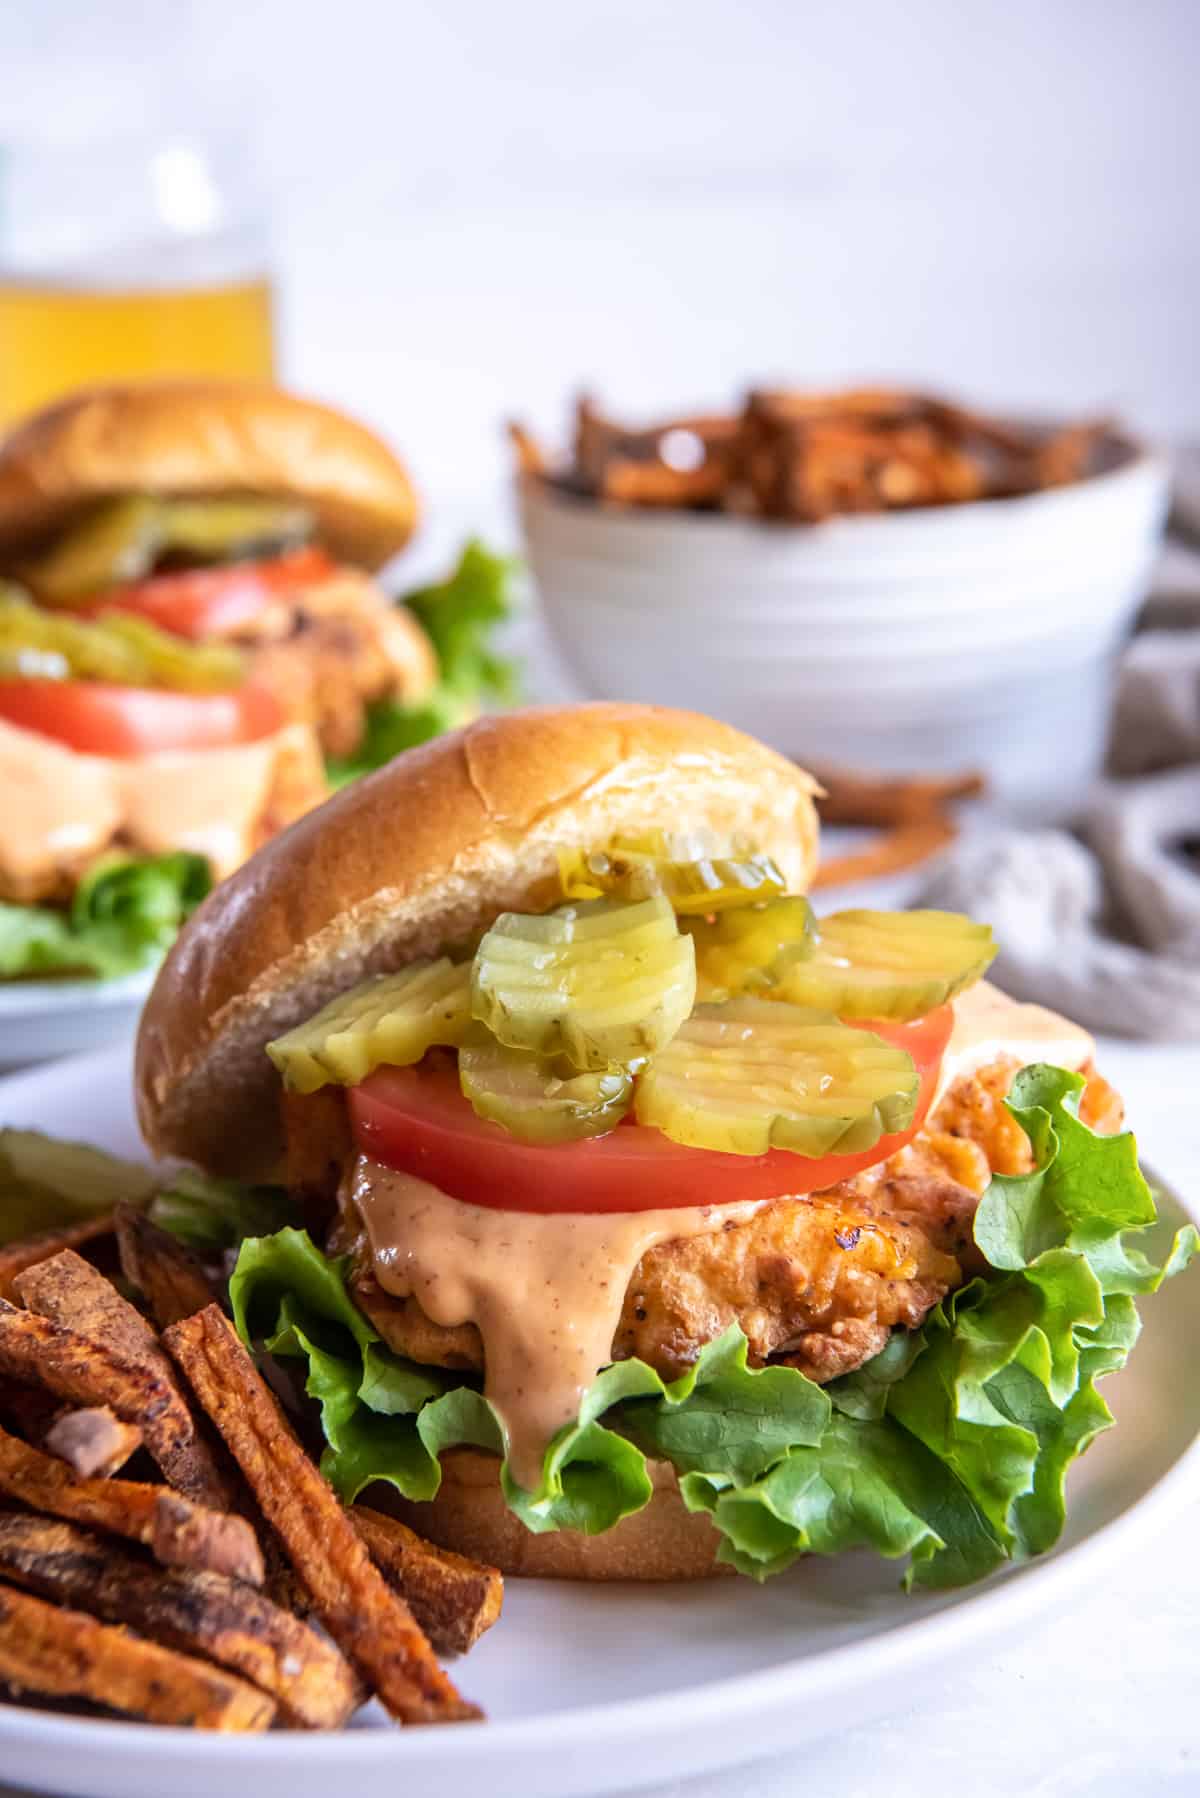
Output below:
[344,1058,1123,1387]
[228,570,437,759]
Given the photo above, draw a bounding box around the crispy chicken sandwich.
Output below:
[0,380,434,761]
[135,704,1195,1585]
[0,383,519,979]
[0,584,327,980]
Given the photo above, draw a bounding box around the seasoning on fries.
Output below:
[0,1514,359,1730]
[0,1212,116,1301]
[3,1259,237,1508]
[350,1505,504,1658]
[0,1160,500,1736]
[0,1423,263,1583]
[515,388,1117,521]
[165,1305,482,1725]
[115,1204,219,1329]
[0,1582,276,1731]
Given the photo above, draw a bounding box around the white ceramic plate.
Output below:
[1,1047,1197,1798]
[0,971,152,1073]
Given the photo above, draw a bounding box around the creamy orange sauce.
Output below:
[0,716,301,885]
[351,982,1098,1485]
[352,1156,762,1489]
[934,981,1094,1104]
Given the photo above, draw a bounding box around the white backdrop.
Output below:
[0,0,1195,533]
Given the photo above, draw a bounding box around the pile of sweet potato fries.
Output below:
[0,1206,500,1730]
[810,764,985,888]
[511,389,1115,522]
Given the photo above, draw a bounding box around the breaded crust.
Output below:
[371,1060,1124,1583]
[349,1060,1122,1387]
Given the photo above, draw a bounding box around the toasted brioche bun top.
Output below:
[135,703,821,1176]
[0,381,417,569]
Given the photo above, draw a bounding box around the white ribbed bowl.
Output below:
[520,446,1169,822]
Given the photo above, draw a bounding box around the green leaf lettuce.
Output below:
[326,540,522,786]
[0,851,210,979]
[230,1064,1196,1588]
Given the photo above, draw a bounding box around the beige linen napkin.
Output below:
[920,457,1200,1041]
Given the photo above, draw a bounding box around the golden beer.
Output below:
[0,132,278,430]
[0,275,276,429]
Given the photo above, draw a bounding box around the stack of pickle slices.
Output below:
[0,592,245,691]
[268,836,996,1158]
[23,496,312,603]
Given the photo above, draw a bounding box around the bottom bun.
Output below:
[393,1448,733,1581]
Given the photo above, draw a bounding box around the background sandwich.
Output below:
[0,381,518,769]
[0,586,326,980]
[0,381,519,980]
[136,703,1194,1585]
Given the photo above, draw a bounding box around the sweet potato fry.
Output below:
[0,1581,274,1731]
[115,1205,218,1328]
[0,1377,62,1442]
[0,1422,263,1584]
[351,1505,502,1657]
[811,764,986,828]
[5,1260,237,1507]
[600,458,725,508]
[0,1514,358,1729]
[812,817,959,890]
[0,1212,115,1302]
[165,1305,479,1724]
[149,1492,264,1587]
[507,419,546,479]
[43,1407,142,1479]
[552,388,1115,521]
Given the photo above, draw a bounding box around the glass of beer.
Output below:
[0,130,276,431]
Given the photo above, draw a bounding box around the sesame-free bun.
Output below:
[393,1449,731,1581]
[0,381,417,570]
[135,703,821,1177]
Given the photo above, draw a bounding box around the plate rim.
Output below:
[0,967,155,1015]
[0,1051,1197,1773]
[3,1423,1197,1771]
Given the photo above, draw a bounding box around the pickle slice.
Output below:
[685,894,815,1001]
[0,595,141,684]
[558,831,786,915]
[0,595,244,692]
[635,998,919,1158]
[159,498,312,562]
[27,496,314,602]
[96,612,246,692]
[27,498,164,601]
[472,894,696,1072]
[775,909,997,1020]
[0,1129,156,1244]
[460,1037,632,1142]
[267,959,472,1093]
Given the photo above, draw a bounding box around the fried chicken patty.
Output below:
[228,569,437,759]
[343,1057,1123,1386]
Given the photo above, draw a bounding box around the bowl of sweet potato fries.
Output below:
[512,388,1167,822]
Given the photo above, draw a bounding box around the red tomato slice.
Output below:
[0,678,284,757]
[349,1007,953,1215]
[81,548,337,641]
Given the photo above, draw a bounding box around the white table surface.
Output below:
[2,1034,1197,1798]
